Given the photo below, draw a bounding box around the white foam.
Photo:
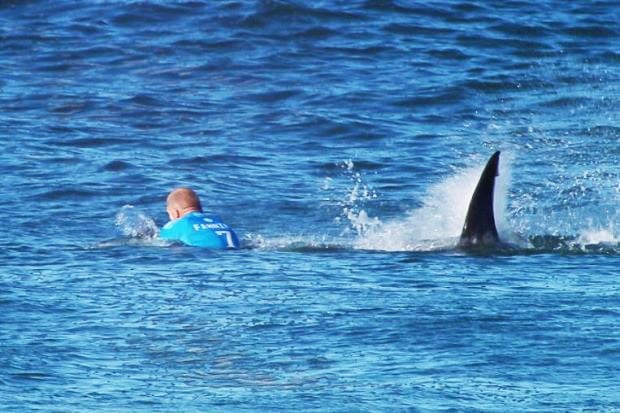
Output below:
[114,205,160,240]
[576,227,618,246]
[351,154,514,252]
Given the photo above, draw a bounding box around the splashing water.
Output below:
[345,151,618,253]
[248,153,616,254]
[114,205,160,240]
[352,154,514,251]
[573,213,620,251]
[337,159,379,236]
[577,228,618,246]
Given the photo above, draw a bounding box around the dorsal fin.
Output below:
[458,151,501,248]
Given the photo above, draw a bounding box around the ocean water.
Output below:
[1,0,619,411]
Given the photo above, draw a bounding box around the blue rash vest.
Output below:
[159,211,240,249]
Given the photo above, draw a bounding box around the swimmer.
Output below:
[159,187,240,249]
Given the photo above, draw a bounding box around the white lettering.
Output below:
[215,230,236,248]
[193,223,228,231]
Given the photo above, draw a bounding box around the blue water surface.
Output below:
[1,1,619,411]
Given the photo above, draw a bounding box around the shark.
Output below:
[457,151,504,249]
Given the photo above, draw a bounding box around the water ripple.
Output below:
[2,0,619,411]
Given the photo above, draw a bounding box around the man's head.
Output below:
[166,187,203,220]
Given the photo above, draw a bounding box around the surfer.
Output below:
[160,187,240,249]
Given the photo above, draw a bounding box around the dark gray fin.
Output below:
[458,151,501,248]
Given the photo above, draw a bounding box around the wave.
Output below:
[107,158,618,255]
[528,233,619,255]
[242,232,619,256]
[246,155,618,255]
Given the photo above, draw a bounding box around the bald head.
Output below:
[166,187,203,220]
